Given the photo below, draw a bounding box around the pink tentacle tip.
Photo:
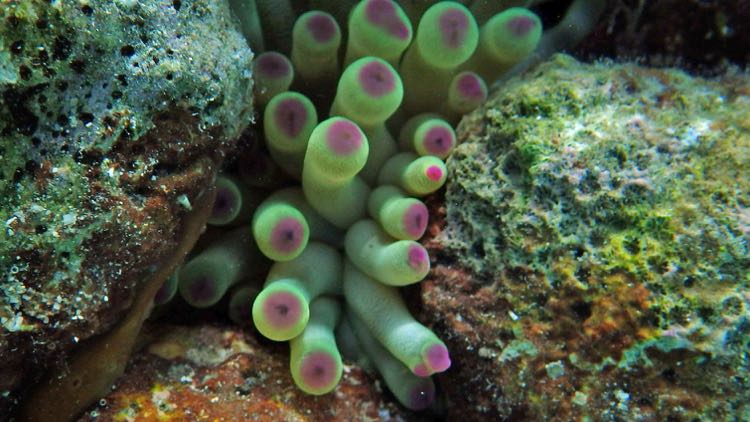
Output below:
[408,382,436,410]
[407,244,429,270]
[403,203,428,238]
[257,53,291,79]
[425,165,444,182]
[426,343,451,373]
[211,186,236,217]
[358,60,396,97]
[262,291,303,328]
[307,14,337,43]
[365,0,410,40]
[274,99,308,138]
[189,276,215,302]
[439,8,470,48]
[270,217,305,253]
[507,15,537,37]
[326,120,363,155]
[412,363,432,377]
[424,126,454,156]
[300,352,338,389]
[458,73,486,100]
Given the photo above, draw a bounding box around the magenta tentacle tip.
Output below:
[407,244,429,270]
[274,98,309,138]
[425,165,444,182]
[424,126,454,156]
[426,343,451,373]
[408,382,436,410]
[366,0,410,40]
[403,203,428,238]
[326,120,364,155]
[307,14,337,42]
[457,73,485,100]
[262,291,304,329]
[270,217,306,254]
[439,8,470,49]
[188,276,216,303]
[300,351,339,389]
[212,186,236,219]
[257,52,291,78]
[507,15,538,37]
[359,60,396,97]
[412,363,431,377]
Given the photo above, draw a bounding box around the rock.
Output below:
[0,0,253,413]
[80,323,430,422]
[423,54,750,420]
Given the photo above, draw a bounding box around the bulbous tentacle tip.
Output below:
[455,71,487,101]
[364,0,412,40]
[422,125,455,157]
[506,13,539,38]
[426,343,451,373]
[407,243,430,272]
[253,286,309,341]
[270,216,307,255]
[326,119,365,156]
[412,343,451,377]
[263,291,303,327]
[403,202,429,239]
[255,51,293,79]
[296,351,342,394]
[412,362,431,377]
[425,164,445,182]
[407,380,436,410]
[273,97,312,140]
[306,13,339,43]
[358,59,398,97]
[210,182,240,224]
[254,202,310,262]
[186,276,217,305]
[438,7,472,49]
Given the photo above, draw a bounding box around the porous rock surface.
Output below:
[0,0,253,412]
[423,54,750,421]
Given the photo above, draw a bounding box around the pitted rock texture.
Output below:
[0,0,253,413]
[423,55,750,421]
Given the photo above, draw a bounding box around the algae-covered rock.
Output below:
[424,54,750,420]
[0,0,253,411]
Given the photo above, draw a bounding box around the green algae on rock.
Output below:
[446,54,749,290]
[0,0,253,414]
[22,175,216,422]
[426,54,750,420]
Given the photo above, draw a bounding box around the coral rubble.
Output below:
[82,324,430,422]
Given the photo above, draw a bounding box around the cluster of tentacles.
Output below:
[156,0,553,410]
